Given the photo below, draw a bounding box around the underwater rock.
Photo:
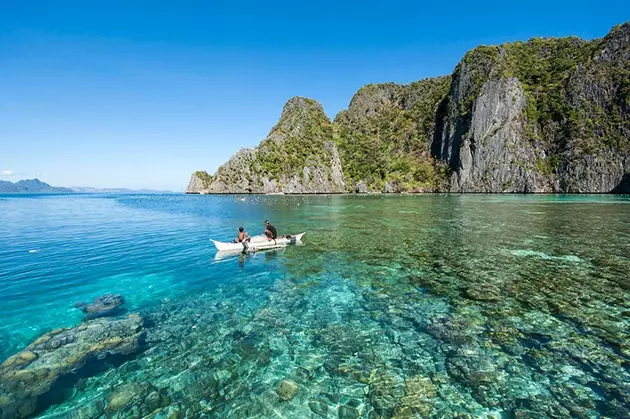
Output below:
[512,408,558,419]
[275,379,299,401]
[0,314,145,418]
[106,382,147,412]
[167,370,219,402]
[486,324,525,356]
[76,293,125,320]
[72,399,105,418]
[399,375,436,416]
[445,347,513,407]
[368,371,405,415]
[446,348,503,386]
[317,323,371,358]
[105,381,169,415]
[464,283,502,301]
[521,348,557,373]
[338,403,361,418]
[146,403,187,419]
[323,357,343,375]
[309,399,328,416]
[0,351,38,368]
[425,316,481,345]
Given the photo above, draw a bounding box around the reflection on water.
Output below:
[0,194,628,417]
[214,247,287,265]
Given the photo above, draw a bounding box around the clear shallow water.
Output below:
[0,193,629,417]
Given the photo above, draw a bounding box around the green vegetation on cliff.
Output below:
[193,96,345,194]
[191,22,628,194]
[334,77,452,191]
[455,25,629,157]
[254,98,335,181]
[193,171,213,188]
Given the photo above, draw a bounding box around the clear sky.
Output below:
[1,1,627,191]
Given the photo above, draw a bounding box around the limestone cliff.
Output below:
[432,23,630,192]
[334,77,452,192]
[187,97,345,194]
[185,171,212,193]
[188,22,629,194]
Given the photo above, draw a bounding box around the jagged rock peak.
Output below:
[271,97,330,137]
[596,22,630,62]
[340,77,452,122]
[344,83,399,119]
[184,95,344,194]
[281,96,325,116]
[185,170,213,194]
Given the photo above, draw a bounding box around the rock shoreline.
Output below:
[184,190,628,195]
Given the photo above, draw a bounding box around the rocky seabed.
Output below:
[1,247,628,418]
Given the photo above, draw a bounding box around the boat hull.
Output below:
[211,233,305,252]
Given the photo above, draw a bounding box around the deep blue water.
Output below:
[0,193,629,417]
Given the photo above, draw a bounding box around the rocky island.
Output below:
[189,98,346,194]
[187,22,629,194]
[0,179,74,194]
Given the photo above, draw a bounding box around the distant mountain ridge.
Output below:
[187,22,629,194]
[0,179,74,194]
[0,179,173,194]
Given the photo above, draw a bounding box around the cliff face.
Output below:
[188,97,345,194]
[188,22,629,194]
[433,63,550,192]
[432,23,630,192]
[334,77,452,192]
[185,171,210,193]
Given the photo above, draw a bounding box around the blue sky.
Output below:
[0,1,627,191]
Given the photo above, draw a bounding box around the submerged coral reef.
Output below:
[17,257,629,417]
[0,314,145,418]
[1,194,628,418]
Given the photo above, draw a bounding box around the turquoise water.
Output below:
[1,193,629,417]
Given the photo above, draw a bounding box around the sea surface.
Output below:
[0,193,629,417]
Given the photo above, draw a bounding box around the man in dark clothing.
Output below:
[264,220,277,240]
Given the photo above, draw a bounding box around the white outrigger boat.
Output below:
[211,233,305,253]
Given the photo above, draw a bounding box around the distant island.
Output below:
[187,22,629,194]
[0,179,74,194]
[0,179,172,194]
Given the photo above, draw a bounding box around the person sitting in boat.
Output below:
[264,220,277,240]
[233,226,250,243]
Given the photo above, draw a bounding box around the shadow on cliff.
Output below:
[430,95,472,171]
[430,97,449,160]
[611,173,630,194]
